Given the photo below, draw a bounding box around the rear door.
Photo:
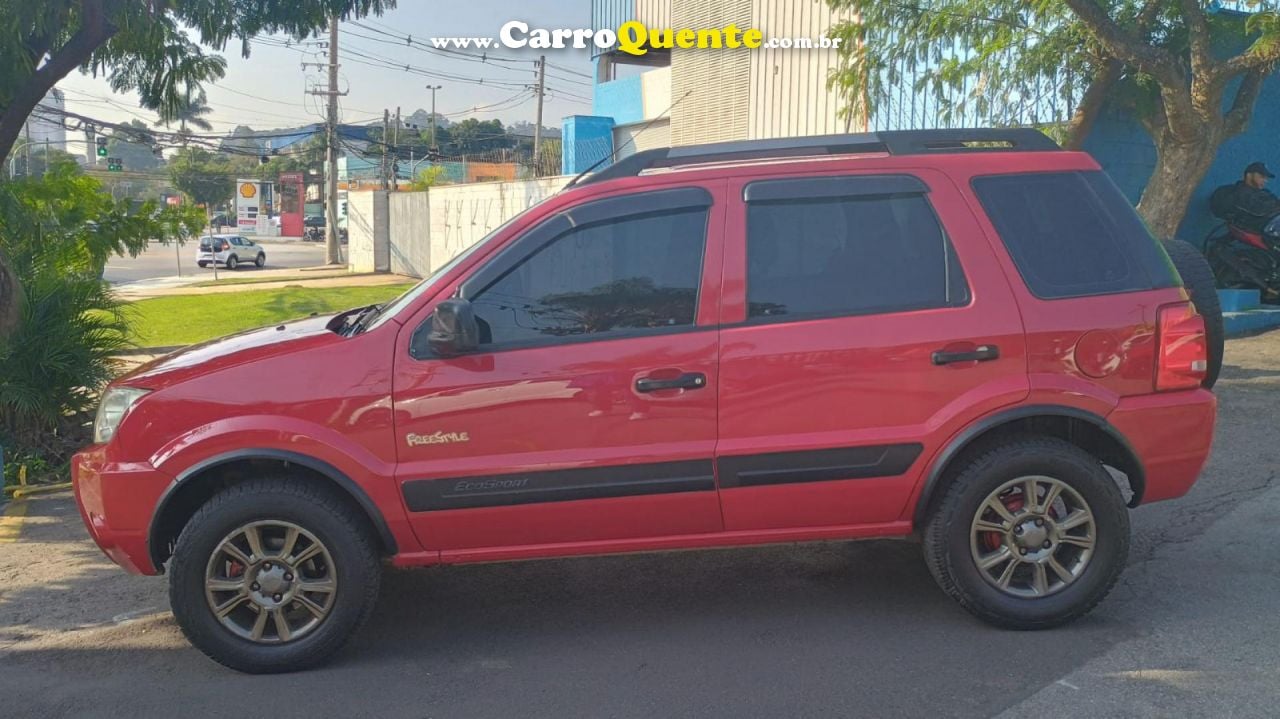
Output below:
[392,184,728,557]
[715,170,1028,532]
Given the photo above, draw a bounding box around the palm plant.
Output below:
[158,91,215,135]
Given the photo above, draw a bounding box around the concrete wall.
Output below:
[359,177,572,278]
[346,190,389,273]
[388,192,431,277]
[425,177,569,274]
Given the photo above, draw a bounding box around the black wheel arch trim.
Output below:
[913,404,1145,526]
[148,448,398,570]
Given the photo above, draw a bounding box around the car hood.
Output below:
[117,314,346,390]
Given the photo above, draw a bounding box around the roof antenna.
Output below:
[565,90,693,188]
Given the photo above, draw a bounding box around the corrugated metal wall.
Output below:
[635,0,671,27]
[748,0,855,138]
[593,0,636,58]
[670,0,752,145]
[613,118,672,159]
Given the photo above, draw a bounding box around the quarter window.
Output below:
[745,188,968,320]
[469,208,708,347]
[972,171,1179,299]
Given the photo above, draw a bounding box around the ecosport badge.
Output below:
[406,431,470,447]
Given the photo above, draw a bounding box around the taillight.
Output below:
[1155,302,1208,391]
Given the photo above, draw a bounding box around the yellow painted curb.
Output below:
[0,499,29,543]
[10,482,72,499]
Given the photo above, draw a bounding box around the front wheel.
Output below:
[255,253,266,268]
[923,437,1129,630]
[168,479,382,673]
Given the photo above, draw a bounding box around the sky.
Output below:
[57,1,597,150]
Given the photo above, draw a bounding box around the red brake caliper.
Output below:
[984,493,1025,551]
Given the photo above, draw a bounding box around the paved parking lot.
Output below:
[1,332,1277,719]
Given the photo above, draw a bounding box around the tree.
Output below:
[446,119,510,155]
[8,140,81,177]
[158,90,215,135]
[829,1,1280,240]
[168,147,235,213]
[0,0,394,336]
[409,164,448,190]
[105,119,161,171]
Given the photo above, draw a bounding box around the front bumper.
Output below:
[1109,388,1217,505]
[72,446,173,575]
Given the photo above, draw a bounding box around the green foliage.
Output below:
[446,119,510,154]
[409,165,448,190]
[826,0,1276,128]
[168,147,237,210]
[0,169,203,452]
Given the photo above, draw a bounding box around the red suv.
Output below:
[74,130,1216,673]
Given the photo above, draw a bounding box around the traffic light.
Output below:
[96,137,108,157]
[107,158,123,172]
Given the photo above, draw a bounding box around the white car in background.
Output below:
[196,234,266,270]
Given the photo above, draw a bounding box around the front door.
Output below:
[715,170,1028,532]
[392,185,726,557]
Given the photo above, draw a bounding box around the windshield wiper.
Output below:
[345,304,383,336]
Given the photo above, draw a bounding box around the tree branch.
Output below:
[1225,68,1266,136]
[0,0,117,160]
[1180,0,1212,77]
[1063,0,1183,89]
[1064,58,1122,150]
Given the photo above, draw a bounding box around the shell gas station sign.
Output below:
[235,179,276,235]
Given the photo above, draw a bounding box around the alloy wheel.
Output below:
[969,476,1096,598]
[204,520,337,644]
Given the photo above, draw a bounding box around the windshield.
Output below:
[363,218,518,332]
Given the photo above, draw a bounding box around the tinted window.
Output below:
[972,171,1178,299]
[470,208,707,346]
[745,191,968,320]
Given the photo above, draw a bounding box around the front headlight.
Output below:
[93,387,150,444]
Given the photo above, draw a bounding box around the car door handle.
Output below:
[932,345,1000,365]
[635,372,707,393]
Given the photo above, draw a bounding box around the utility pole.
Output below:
[324,18,342,265]
[532,56,546,177]
[381,109,391,191]
[426,85,442,154]
[392,106,401,191]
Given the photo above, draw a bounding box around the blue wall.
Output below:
[593,75,645,125]
[562,115,616,174]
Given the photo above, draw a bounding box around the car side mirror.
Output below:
[427,298,480,357]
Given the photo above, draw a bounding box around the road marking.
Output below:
[0,500,29,543]
[1055,679,1080,690]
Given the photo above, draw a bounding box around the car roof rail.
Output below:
[573,128,1059,186]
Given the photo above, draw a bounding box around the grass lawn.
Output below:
[126,284,413,348]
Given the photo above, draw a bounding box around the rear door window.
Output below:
[744,178,969,321]
[972,171,1178,299]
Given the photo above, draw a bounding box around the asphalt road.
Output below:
[1,332,1277,718]
[103,238,327,285]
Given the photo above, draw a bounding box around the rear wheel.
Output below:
[168,478,381,673]
[1163,239,1223,388]
[923,437,1129,630]
[226,255,239,270]
[197,261,209,268]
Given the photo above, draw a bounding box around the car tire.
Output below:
[168,478,382,674]
[922,436,1129,630]
[197,262,209,268]
[255,253,266,268]
[1163,239,1223,389]
[226,255,239,270]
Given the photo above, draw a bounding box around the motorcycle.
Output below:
[1203,217,1280,303]
[306,226,324,242]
